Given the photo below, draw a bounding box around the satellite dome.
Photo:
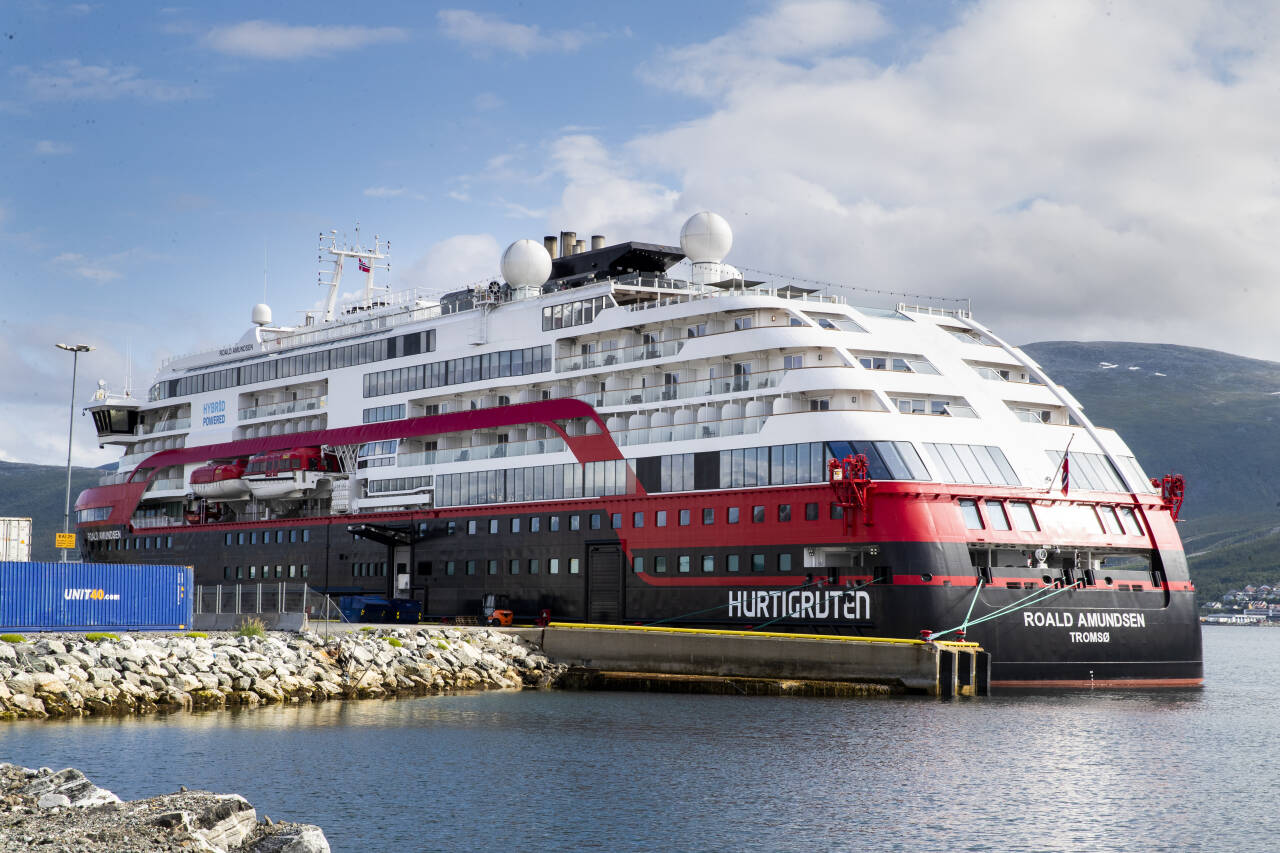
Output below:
[501,239,553,288]
[251,303,272,326]
[680,211,733,264]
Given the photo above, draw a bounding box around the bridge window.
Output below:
[702,555,715,573]
[1008,501,1038,532]
[654,556,667,573]
[778,553,792,572]
[959,499,984,530]
[679,509,691,526]
[752,554,765,572]
[727,555,739,572]
[678,555,691,573]
[728,507,739,524]
[703,508,714,524]
[984,501,1011,531]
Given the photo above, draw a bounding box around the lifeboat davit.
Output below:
[243,447,341,500]
[190,459,250,500]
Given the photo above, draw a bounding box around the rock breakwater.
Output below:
[0,762,329,852]
[0,628,560,720]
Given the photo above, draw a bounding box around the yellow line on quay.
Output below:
[546,622,980,650]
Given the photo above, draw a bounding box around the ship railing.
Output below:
[131,515,182,529]
[145,478,186,493]
[398,436,567,468]
[98,471,132,486]
[137,417,191,435]
[239,394,327,421]
[193,582,316,618]
[556,338,686,372]
[898,301,973,320]
[608,414,769,447]
[620,285,845,313]
[568,367,791,409]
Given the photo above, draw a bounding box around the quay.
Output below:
[534,622,989,698]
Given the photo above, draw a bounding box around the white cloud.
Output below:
[363,186,423,200]
[34,140,73,155]
[438,10,590,57]
[641,0,889,97]
[15,59,193,101]
[52,252,121,282]
[543,0,1280,360]
[399,234,501,294]
[204,20,408,60]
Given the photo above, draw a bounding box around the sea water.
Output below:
[1,626,1269,852]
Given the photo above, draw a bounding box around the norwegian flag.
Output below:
[358,258,371,273]
[1061,453,1070,496]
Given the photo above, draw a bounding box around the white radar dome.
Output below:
[680,211,733,264]
[501,239,553,288]
[251,303,272,326]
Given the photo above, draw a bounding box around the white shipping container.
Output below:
[0,518,32,562]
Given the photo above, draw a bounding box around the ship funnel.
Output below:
[544,236,558,256]
[591,235,605,250]
[559,231,576,258]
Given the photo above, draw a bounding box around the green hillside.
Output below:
[1024,341,1280,601]
[0,461,103,561]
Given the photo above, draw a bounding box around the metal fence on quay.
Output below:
[192,583,348,622]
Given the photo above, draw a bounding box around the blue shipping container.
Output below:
[0,562,193,632]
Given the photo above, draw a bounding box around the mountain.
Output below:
[1023,341,1280,601]
[0,461,103,561]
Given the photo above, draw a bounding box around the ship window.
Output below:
[529,559,540,574]
[489,519,498,534]
[276,565,283,578]
[679,510,691,526]
[511,518,521,534]
[751,554,765,572]
[959,499,984,530]
[569,558,580,574]
[467,520,477,535]
[236,566,243,579]
[702,508,714,524]
[752,505,765,523]
[225,533,233,546]
[633,556,644,574]
[223,566,230,580]
[263,531,272,545]
[590,513,602,530]
[702,555,715,573]
[1099,506,1124,535]
[728,507,740,524]
[1117,506,1143,535]
[487,560,498,575]
[984,501,1011,531]
[611,513,622,529]
[549,558,559,574]
[654,556,667,573]
[727,555,739,572]
[303,529,310,543]
[249,565,257,579]
[301,564,309,578]
[466,560,476,575]
[509,559,520,575]
[290,529,297,543]
[805,502,819,521]
[657,511,668,527]
[633,512,644,528]
[570,515,581,531]
[446,561,456,576]
[1008,501,1038,531]
[778,504,791,522]
[778,553,792,572]
[530,517,540,532]
[830,504,844,520]
[678,555,691,573]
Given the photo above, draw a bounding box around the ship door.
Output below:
[393,545,411,596]
[587,544,623,623]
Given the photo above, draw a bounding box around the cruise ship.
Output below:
[73,213,1203,687]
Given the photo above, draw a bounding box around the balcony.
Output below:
[398,436,568,468]
[556,339,685,373]
[239,395,327,421]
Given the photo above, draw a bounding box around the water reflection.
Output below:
[0,628,1272,852]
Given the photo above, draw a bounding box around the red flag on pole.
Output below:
[1061,453,1069,496]
[358,258,371,273]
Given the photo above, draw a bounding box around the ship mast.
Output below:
[317,225,391,322]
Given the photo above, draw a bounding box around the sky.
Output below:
[2,0,1279,468]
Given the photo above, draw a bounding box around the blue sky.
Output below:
[3,0,1278,466]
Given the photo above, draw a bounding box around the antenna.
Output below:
[263,244,269,303]
[124,341,133,397]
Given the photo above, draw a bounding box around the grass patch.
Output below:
[85,632,121,642]
[1,634,26,644]
[360,626,377,633]
[236,617,266,638]
[434,639,450,650]
[184,631,209,639]
[384,636,403,647]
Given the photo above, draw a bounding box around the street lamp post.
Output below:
[56,343,93,562]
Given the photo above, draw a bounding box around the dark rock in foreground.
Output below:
[0,763,328,852]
